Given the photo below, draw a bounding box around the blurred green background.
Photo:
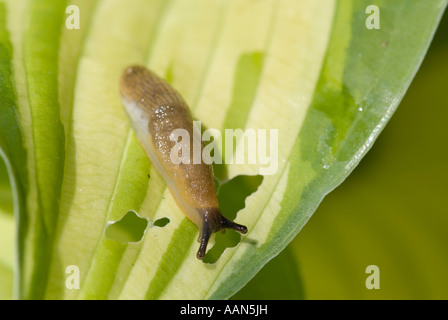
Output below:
[234,8,448,300]
[1,6,447,301]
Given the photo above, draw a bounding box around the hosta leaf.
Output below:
[0,0,446,299]
[289,27,448,299]
[0,159,14,299]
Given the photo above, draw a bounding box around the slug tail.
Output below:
[196,208,247,260]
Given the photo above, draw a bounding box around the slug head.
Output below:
[196,208,247,260]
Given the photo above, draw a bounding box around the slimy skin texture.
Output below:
[119,65,247,259]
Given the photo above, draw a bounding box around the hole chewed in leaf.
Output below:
[153,217,170,228]
[105,210,148,243]
[106,212,171,244]
[203,174,263,264]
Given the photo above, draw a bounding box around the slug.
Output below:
[119,65,247,259]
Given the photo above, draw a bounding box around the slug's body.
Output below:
[119,65,247,259]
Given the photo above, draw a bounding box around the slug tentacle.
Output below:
[196,208,248,260]
[119,65,248,260]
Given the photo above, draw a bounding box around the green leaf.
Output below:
[289,23,448,299]
[0,158,14,300]
[0,0,445,299]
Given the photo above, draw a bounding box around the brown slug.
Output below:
[119,65,247,259]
